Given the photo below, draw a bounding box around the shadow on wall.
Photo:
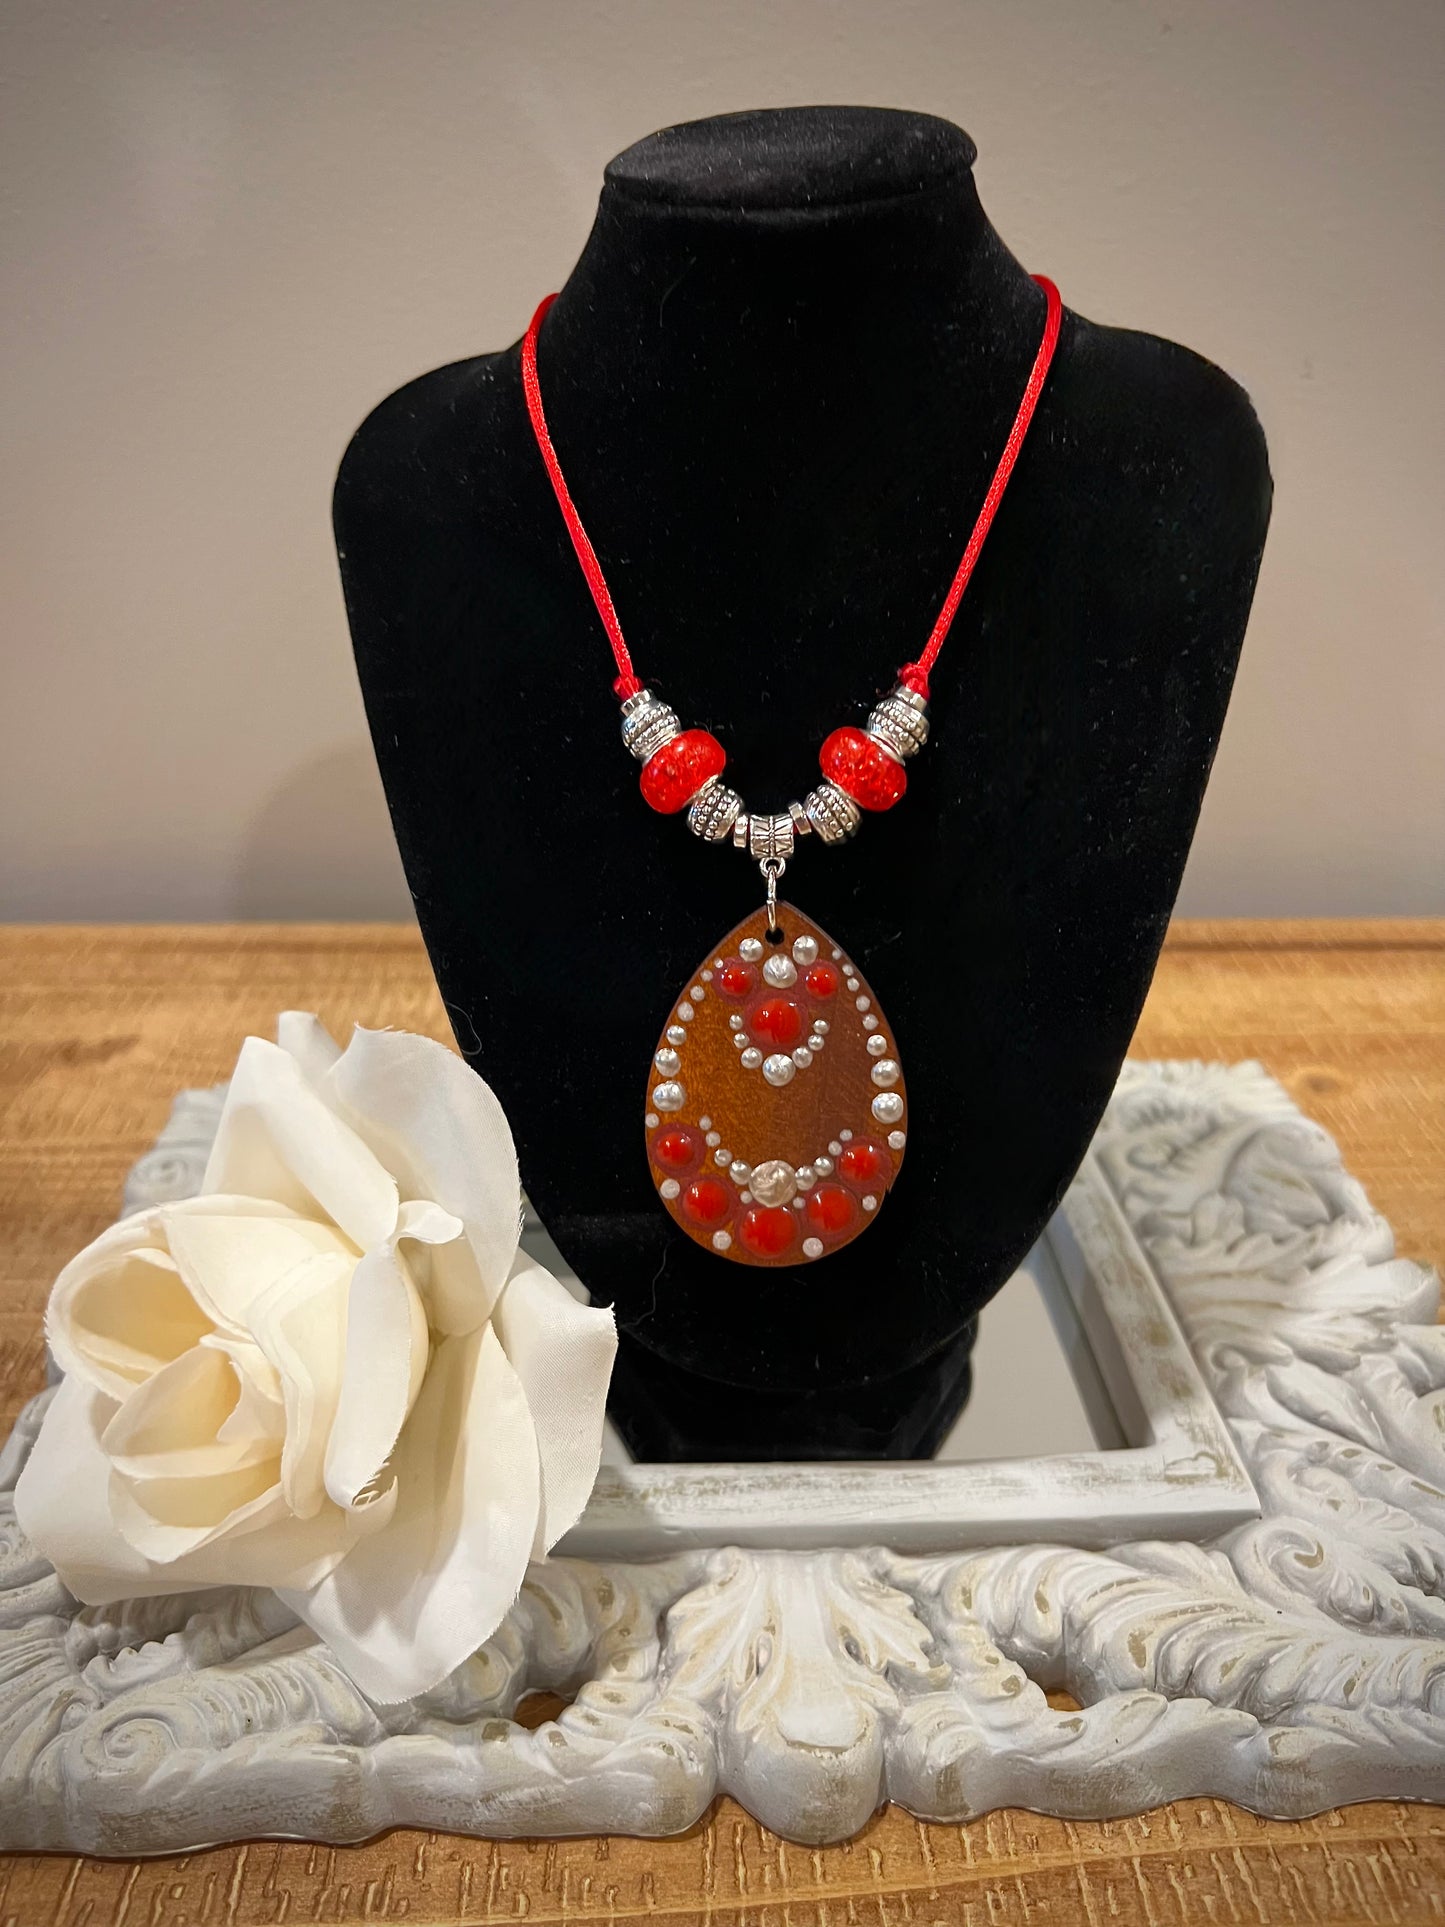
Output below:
[232,742,414,920]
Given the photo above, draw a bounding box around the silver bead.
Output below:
[688,777,744,842]
[867,684,930,761]
[788,798,813,836]
[619,688,681,762]
[732,813,751,850]
[748,811,795,863]
[804,781,862,845]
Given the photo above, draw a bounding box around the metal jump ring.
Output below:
[761,856,786,932]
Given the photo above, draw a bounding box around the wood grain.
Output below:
[1,918,1442,1925]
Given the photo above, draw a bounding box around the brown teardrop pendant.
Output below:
[645,901,907,1266]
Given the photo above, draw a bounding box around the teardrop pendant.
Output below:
[645,901,907,1265]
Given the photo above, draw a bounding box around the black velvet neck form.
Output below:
[334,107,1272,1458]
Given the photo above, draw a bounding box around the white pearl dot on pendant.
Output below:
[762,1053,796,1088]
[863,1014,880,1031]
[796,1165,816,1187]
[690,985,705,1002]
[652,1081,685,1112]
[749,1159,798,1207]
[659,1178,681,1200]
[839,1128,854,1141]
[862,1194,878,1212]
[739,937,764,962]
[762,954,798,988]
[645,1112,659,1129]
[701,968,713,981]
[828,1140,843,1157]
[740,1189,753,1204]
[872,1092,905,1124]
[734,1031,751,1049]
[871,1059,901,1089]
[676,1003,695,1023]
[791,934,819,967]
[855,994,871,1012]
[812,1018,829,1035]
[814,1155,834,1176]
[791,1046,813,1069]
[655,1047,681,1074]
[888,1130,907,1151]
[705,1130,721,1147]
[667,1025,688,1046]
[729,1013,745,1030]
[715,1147,732,1165]
[713,1230,732,1251]
[729,1160,751,1185]
[803,1237,824,1259]
[866,1034,888,1057]
[741,1047,763,1069]
[699,1115,712,1130]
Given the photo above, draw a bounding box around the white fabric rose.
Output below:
[14,1013,616,1703]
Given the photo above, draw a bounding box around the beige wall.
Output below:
[3,0,1441,920]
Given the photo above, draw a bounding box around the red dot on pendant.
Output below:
[837,1137,893,1191]
[804,961,839,999]
[738,1205,799,1258]
[682,1177,732,1227]
[806,1184,859,1237]
[819,727,907,812]
[749,995,805,1049]
[717,958,757,999]
[639,730,727,814]
[654,1126,703,1174]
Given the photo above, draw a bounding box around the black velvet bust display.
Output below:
[334,107,1271,1461]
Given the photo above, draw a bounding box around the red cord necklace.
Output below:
[522,276,1062,1269]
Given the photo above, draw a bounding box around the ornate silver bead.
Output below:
[687,776,743,842]
[866,684,930,762]
[748,812,796,863]
[619,688,681,763]
[787,798,813,836]
[804,781,862,845]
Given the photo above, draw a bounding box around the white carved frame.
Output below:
[2,1060,1442,1850]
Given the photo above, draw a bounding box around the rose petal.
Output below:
[15,1375,358,1599]
[204,1036,399,1252]
[323,1201,461,1513]
[326,1028,521,1333]
[490,1259,616,1556]
[281,1321,540,1702]
[276,1011,343,1085]
[245,1249,354,1519]
[47,1213,214,1401]
[162,1204,357,1334]
[101,1341,277,1477]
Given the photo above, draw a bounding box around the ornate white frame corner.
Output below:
[2,1059,1443,1850]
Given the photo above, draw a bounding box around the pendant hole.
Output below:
[765,925,785,946]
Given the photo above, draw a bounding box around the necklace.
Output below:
[522,275,1062,1268]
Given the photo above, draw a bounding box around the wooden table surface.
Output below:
[1,919,1442,1926]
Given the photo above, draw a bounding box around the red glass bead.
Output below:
[682,1176,732,1227]
[738,1205,799,1258]
[806,1184,859,1237]
[653,1126,703,1174]
[804,961,839,999]
[748,995,805,1050]
[717,958,757,999]
[837,1137,892,1191]
[819,726,907,812]
[640,729,727,814]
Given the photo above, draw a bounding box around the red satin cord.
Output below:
[521,274,1063,707]
[522,292,643,700]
